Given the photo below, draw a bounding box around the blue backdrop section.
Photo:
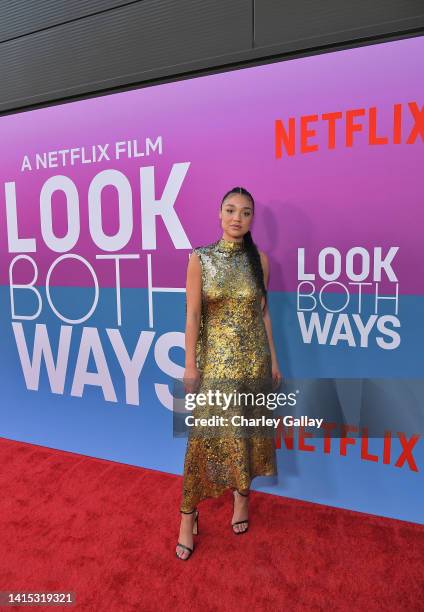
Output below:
[0,286,423,524]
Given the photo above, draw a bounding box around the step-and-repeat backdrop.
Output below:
[1,36,423,523]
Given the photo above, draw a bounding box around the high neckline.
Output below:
[216,236,245,253]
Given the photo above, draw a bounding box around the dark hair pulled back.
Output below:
[220,186,268,313]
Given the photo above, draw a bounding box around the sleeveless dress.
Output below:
[179,236,278,512]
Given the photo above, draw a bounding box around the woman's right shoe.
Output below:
[232,489,249,535]
[175,508,199,560]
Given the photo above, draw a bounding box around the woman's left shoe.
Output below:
[231,489,249,534]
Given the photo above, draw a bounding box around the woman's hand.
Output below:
[271,360,283,390]
[183,365,201,395]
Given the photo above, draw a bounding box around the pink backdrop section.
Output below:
[0,35,422,294]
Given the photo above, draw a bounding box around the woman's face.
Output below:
[219,194,253,239]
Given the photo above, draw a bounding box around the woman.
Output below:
[176,186,283,560]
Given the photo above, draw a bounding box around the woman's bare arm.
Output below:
[185,251,202,369]
[259,251,279,368]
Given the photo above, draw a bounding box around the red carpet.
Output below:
[0,437,423,611]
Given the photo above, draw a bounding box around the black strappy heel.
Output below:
[232,489,249,534]
[176,508,199,560]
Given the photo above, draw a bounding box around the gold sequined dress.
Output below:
[180,236,277,512]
